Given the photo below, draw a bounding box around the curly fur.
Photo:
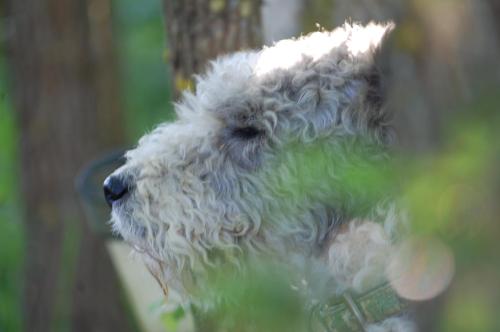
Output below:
[108,22,416,331]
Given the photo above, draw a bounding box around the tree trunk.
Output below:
[162,0,263,97]
[5,0,135,331]
[261,0,303,44]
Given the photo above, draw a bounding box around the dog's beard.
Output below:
[110,205,149,240]
[111,206,179,302]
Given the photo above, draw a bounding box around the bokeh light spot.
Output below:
[387,236,455,301]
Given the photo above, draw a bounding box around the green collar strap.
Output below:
[310,283,408,332]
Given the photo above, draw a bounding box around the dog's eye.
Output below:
[232,126,262,140]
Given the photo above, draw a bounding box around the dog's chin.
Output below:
[111,209,147,241]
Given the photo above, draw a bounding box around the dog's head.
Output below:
[104,22,394,298]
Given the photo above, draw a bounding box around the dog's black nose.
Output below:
[103,175,129,207]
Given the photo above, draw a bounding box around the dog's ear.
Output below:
[255,22,394,74]
[339,22,394,106]
[255,23,395,142]
[343,22,394,61]
[307,23,395,143]
[335,22,395,143]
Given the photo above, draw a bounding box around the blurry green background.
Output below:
[0,44,23,331]
[1,0,500,331]
[0,0,172,330]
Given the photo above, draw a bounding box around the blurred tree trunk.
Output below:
[162,0,263,97]
[261,0,303,44]
[5,0,135,332]
[488,0,500,37]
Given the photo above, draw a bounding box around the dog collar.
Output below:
[310,283,408,332]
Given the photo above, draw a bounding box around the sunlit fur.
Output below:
[109,22,416,331]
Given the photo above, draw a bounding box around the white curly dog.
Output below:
[104,22,417,331]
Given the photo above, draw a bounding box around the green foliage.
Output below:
[441,286,496,332]
[268,138,394,217]
[113,0,175,142]
[161,306,185,331]
[0,53,24,332]
[201,264,306,332]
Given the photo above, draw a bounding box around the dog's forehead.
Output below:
[127,22,394,162]
[125,120,214,165]
[189,22,392,115]
[195,51,260,108]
